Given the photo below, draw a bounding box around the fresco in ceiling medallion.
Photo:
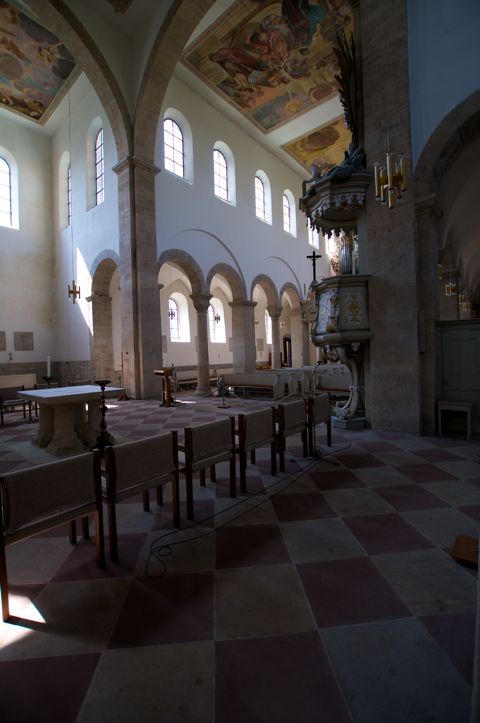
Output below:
[183,0,353,134]
[282,115,351,171]
[0,1,75,122]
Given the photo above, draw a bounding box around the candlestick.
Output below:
[47,356,51,377]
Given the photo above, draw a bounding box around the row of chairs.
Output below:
[0,394,331,621]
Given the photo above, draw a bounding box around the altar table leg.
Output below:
[32,404,54,448]
[46,404,86,455]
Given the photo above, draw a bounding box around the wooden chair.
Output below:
[306,393,332,456]
[0,451,105,622]
[237,407,277,493]
[0,386,32,426]
[276,399,308,472]
[103,432,179,562]
[180,418,236,521]
[68,379,91,386]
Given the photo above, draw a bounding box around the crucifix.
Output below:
[68,280,81,304]
[306,249,322,281]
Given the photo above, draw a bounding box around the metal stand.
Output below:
[217,376,230,409]
[93,379,114,453]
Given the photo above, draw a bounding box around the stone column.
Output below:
[360,0,421,433]
[416,195,442,434]
[89,292,114,381]
[229,300,257,372]
[113,156,162,399]
[267,305,282,369]
[191,293,212,396]
[290,308,305,367]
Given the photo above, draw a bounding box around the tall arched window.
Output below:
[213,149,228,200]
[282,193,291,233]
[255,176,265,220]
[0,157,12,228]
[308,224,319,249]
[67,164,72,227]
[168,297,179,341]
[95,128,104,205]
[164,119,184,178]
[208,299,226,343]
[265,309,272,345]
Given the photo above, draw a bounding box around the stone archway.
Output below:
[90,255,119,384]
[251,274,281,368]
[280,282,307,368]
[414,90,480,432]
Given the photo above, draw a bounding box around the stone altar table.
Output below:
[18,385,125,455]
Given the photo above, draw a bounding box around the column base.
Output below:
[332,415,367,430]
[194,386,212,397]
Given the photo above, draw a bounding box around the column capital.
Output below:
[112,155,161,176]
[415,194,443,221]
[229,300,257,309]
[267,305,282,320]
[190,293,212,313]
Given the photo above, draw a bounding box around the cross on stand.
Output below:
[307,249,322,282]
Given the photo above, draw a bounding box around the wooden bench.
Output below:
[222,372,283,400]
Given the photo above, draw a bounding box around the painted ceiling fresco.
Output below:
[282,115,351,171]
[0,1,75,122]
[183,0,353,134]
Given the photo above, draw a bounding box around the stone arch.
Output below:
[206,263,247,302]
[279,282,302,311]
[415,88,480,198]
[158,249,205,297]
[23,0,131,159]
[90,255,120,384]
[134,1,216,163]
[250,274,279,309]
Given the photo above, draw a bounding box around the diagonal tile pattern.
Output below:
[0,393,478,722]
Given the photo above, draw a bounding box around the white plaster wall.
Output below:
[51,73,119,362]
[407,0,480,164]
[155,75,331,302]
[0,114,54,365]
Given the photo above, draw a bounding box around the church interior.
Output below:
[0,1,479,721]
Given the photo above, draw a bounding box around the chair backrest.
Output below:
[0,451,101,543]
[309,393,330,424]
[185,418,234,466]
[239,407,275,450]
[0,386,23,402]
[277,399,307,435]
[104,432,178,494]
[69,379,91,386]
[34,382,60,389]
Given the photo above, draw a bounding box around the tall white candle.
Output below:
[47,355,51,377]
[100,352,105,379]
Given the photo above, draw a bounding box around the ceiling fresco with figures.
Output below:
[0,1,75,122]
[282,114,351,171]
[182,0,353,139]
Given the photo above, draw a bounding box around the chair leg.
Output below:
[186,470,194,521]
[240,450,247,493]
[229,456,236,498]
[250,449,256,465]
[302,429,308,457]
[327,418,332,447]
[69,520,77,545]
[200,469,206,487]
[0,539,10,622]
[143,490,150,512]
[156,486,163,506]
[278,434,285,472]
[81,516,90,540]
[270,441,277,476]
[28,401,32,422]
[308,421,313,456]
[210,465,216,484]
[108,502,119,563]
[172,475,180,529]
[95,510,106,569]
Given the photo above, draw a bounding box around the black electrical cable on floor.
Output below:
[144,440,351,578]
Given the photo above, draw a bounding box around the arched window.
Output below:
[308,224,319,249]
[168,297,179,341]
[164,119,184,178]
[168,292,191,342]
[265,309,272,346]
[282,189,296,236]
[94,128,104,205]
[282,193,291,233]
[67,164,72,227]
[0,157,12,228]
[255,176,265,220]
[208,298,226,343]
[213,149,228,200]
[255,170,272,224]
